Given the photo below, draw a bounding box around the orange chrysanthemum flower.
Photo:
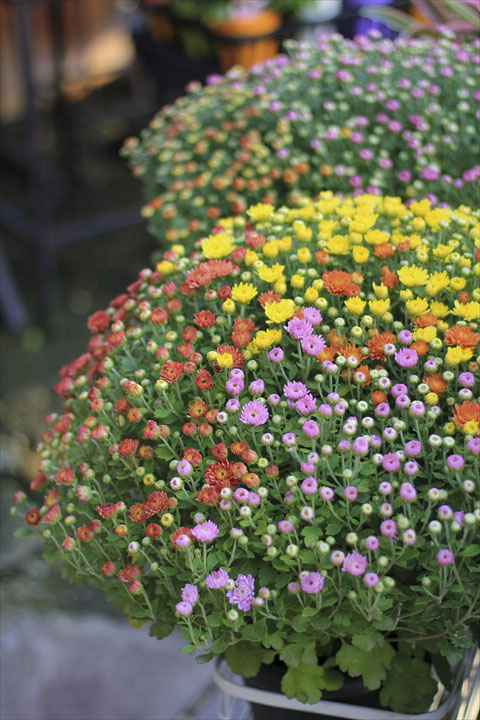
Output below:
[374,243,394,259]
[215,344,243,369]
[258,292,281,308]
[424,374,447,393]
[129,503,147,523]
[322,270,357,297]
[205,460,234,489]
[452,401,480,430]
[414,312,439,328]
[188,399,208,418]
[336,343,363,364]
[444,325,480,350]
[144,491,169,517]
[316,346,337,362]
[409,340,429,356]
[180,259,237,295]
[328,329,347,348]
[366,331,396,360]
[195,369,213,391]
[380,266,398,289]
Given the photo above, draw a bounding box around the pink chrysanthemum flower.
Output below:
[227,573,255,611]
[206,569,230,589]
[191,520,219,542]
[300,572,324,594]
[284,317,313,339]
[239,400,269,426]
[341,551,367,577]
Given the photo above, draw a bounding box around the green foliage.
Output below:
[225,641,274,678]
[379,651,438,713]
[281,663,326,704]
[336,639,395,690]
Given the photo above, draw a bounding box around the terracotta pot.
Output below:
[208,10,282,71]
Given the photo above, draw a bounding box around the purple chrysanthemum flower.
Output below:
[363,573,379,587]
[302,307,322,325]
[288,582,300,593]
[399,482,417,501]
[284,317,313,339]
[278,519,294,533]
[301,476,318,495]
[352,436,369,456]
[398,330,413,345]
[227,573,255,611]
[409,401,425,418]
[458,372,475,388]
[318,403,333,417]
[283,381,308,400]
[282,432,296,447]
[344,486,358,501]
[301,334,326,356]
[301,572,324,594]
[319,486,334,501]
[177,459,193,477]
[268,393,281,405]
[379,481,392,495]
[380,519,397,539]
[404,461,419,477]
[331,550,345,566]
[249,379,265,395]
[296,393,317,415]
[437,549,454,566]
[206,569,230,589]
[233,488,249,503]
[391,383,408,397]
[226,379,244,395]
[303,420,320,438]
[181,584,199,604]
[342,551,367,577]
[446,454,464,471]
[268,347,284,363]
[365,536,379,551]
[226,398,240,413]
[380,502,393,517]
[394,349,418,368]
[191,520,219,543]
[467,438,480,455]
[176,601,193,616]
[240,400,269,426]
[405,440,422,457]
[382,453,400,472]
[375,402,390,418]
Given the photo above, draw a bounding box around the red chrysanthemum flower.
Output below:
[194,309,216,328]
[87,310,110,334]
[188,399,208,419]
[30,474,47,491]
[76,525,94,542]
[96,504,117,520]
[258,292,281,309]
[160,361,183,383]
[444,325,480,350]
[144,490,169,517]
[119,564,141,582]
[232,330,252,347]
[211,443,228,461]
[40,503,61,525]
[55,468,75,485]
[150,308,168,325]
[195,369,213,391]
[182,326,197,342]
[143,420,160,439]
[180,260,237,295]
[230,441,248,457]
[129,503,147,523]
[170,526,194,548]
[114,397,130,414]
[118,438,139,457]
[196,487,218,505]
[205,460,234,489]
[380,267,398,289]
[184,448,202,465]
[25,508,40,526]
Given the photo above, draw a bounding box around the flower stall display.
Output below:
[121,32,480,251]
[16,194,480,714]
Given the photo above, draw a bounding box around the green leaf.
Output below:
[336,641,395,690]
[155,446,174,460]
[263,632,284,651]
[281,663,325,704]
[181,644,196,654]
[352,631,385,652]
[302,607,317,618]
[241,619,267,642]
[225,641,267,678]
[291,615,309,633]
[206,614,221,628]
[13,526,31,539]
[321,658,344,691]
[459,544,480,557]
[441,0,480,26]
[149,620,175,640]
[42,548,59,564]
[379,653,438,713]
[280,639,317,667]
[301,526,322,547]
[195,651,214,664]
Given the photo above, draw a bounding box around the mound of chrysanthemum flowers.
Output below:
[16,193,480,712]
[122,31,480,250]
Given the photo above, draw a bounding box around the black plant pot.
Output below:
[244,658,382,720]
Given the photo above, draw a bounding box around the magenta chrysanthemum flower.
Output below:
[341,551,367,577]
[278,519,293,533]
[181,583,199,604]
[331,550,345,565]
[399,482,417,501]
[302,307,322,325]
[394,348,418,368]
[344,486,358,501]
[467,438,480,455]
[375,402,390,418]
[206,569,230,589]
[382,453,400,472]
[283,381,308,400]
[458,372,475,388]
[191,519,219,542]
[249,379,264,395]
[301,477,318,495]
[301,334,326,356]
[240,400,269,426]
[437,549,454,566]
[176,601,193,616]
[405,440,422,457]
[227,573,255,611]
[352,436,369,456]
[391,383,408,397]
[226,379,244,395]
[446,454,464,471]
[380,519,397,539]
[296,393,317,415]
[267,347,284,363]
[284,317,313,339]
[363,573,379,587]
[319,486,334,501]
[300,572,324,594]
[365,536,379,551]
[302,420,320,438]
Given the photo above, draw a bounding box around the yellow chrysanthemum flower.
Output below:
[262,241,279,259]
[425,392,438,406]
[297,247,312,264]
[304,287,318,303]
[317,220,338,239]
[217,352,233,368]
[432,244,451,260]
[414,327,437,343]
[344,297,366,315]
[247,203,274,221]
[291,274,305,289]
[264,299,296,324]
[253,329,282,348]
[397,265,429,287]
[222,299,235,314]
[293,221,313,243]
[372,282,389,299]
[277,236,292,252]
[349,214,378,233]
[400,289,414,301]
[463,420,479,436]
[156,260,175,275]
[369,299,390,317]
[365,229,389,246]
[244,250,258,266]
[410,199,431,217]
[451,301,480,320]
[256,263,285,284]
[445,346,473,365]
[352,245,369,263]
[405,298,429,316]
[450,277,466,292]
[202,233,233,259]
[327,235,350,255]
[231,283,258,304]
[426,271,450,297]
[425,208,450,230]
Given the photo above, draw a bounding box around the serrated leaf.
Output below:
[302,607,317,618]
[352,631,385,652]
[281,663,325,704]
[379,653,438,713]
[301,526,322,547]
[155,446,174,460]
[42,548,59,564]
[225,641,266,678]
[291,615,309,633]
[195,651,214,665]
[149,620,175,640]
[263,632,284,651]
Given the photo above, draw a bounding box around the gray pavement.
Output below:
[1,610,224,720]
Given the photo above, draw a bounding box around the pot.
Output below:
[208,10,282,71]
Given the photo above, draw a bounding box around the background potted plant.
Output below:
[121,32,480,253]
[15,192,480,716]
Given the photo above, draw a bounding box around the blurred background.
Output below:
[0,2,410,718]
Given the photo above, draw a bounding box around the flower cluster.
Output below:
[16,194,480,712]
[122,32,480,249]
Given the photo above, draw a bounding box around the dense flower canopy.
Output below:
[19,193,480,712]
[122,32,480,249]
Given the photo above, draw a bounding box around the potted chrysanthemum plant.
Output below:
[14,193,480,717]
[121,31,480,252]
